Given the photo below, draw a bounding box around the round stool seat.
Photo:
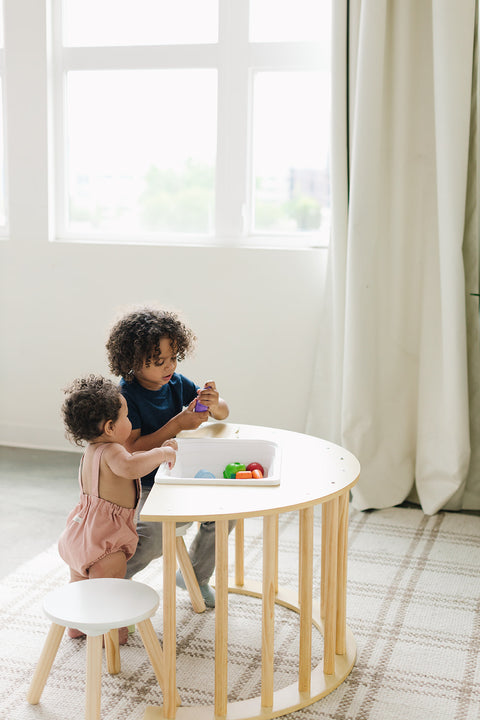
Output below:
[43,579,159,637]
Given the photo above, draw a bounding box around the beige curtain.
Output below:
[307,0,480,514]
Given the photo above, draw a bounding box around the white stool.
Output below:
[27,578,181,719]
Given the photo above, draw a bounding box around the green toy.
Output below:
[223,462,246,479]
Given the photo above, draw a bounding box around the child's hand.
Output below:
[161,445,177,469]
[162,439,178,451]
[176,400,208,431]
[196,381,229,420]
[196,381,220,411]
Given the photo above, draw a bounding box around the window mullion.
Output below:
[62,44,218,71]
[249,42,324,70]
[52,0,68,238]
[215,0,250,241]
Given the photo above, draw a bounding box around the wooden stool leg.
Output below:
[27,622,65,704]
[234,518,244,586]
[215,518,229,718]
[85,634,103,720]
[137,618,181,706]
[175,536,206,613]
[104,628,121,675]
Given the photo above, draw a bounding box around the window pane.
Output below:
[62,0,218,46]
[252,72,330,237]
[66,70,217,235]
[250,0,330,43]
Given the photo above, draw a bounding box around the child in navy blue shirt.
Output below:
[106,306,230,607]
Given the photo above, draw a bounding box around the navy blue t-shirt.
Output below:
[120,373,199,489]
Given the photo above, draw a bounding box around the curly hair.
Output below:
[62,375,122,446]
[106,306,196,381]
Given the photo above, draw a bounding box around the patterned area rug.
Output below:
[0,506,479,720]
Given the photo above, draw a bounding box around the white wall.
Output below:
[0,0,327,451]
[0,241,326,450]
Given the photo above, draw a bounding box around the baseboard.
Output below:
[0,422,77,453]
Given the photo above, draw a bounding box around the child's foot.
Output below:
[67,627,86,639]
[116,626,129,645]
[67,626,129,644]
[199,583,216,608]
[176,569,216,608]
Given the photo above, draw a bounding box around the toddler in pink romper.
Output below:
[58,374,177,642]
[59,443,141,577]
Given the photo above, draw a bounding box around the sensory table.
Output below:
[140,422,360,720]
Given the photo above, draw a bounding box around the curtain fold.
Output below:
[458,0,480,509]
[307,0,479,514]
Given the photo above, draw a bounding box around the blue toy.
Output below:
[194,469,216,479]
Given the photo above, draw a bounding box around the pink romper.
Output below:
[58,443,141,578]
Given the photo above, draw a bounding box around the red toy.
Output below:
[246,462,264,475]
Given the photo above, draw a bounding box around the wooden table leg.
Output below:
[235,518,244,587]
[274,514,279,595]
[215,518,229,717]
[299,511,303,606]
[261,514,276,709]
[163,521,177,719]
[175,536,206,613]
[322,496,339,675]
[336,490,349,655]
[137,618,181,707]
[298,506,313,693]
[321,504,327,619]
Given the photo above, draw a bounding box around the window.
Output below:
[54,0,331,247]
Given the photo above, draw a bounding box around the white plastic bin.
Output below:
[155,438,281,486]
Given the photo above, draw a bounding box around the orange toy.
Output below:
[235,471,253,479]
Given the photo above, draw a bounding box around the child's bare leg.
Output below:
[67,567,88,638]
[89,552,129,644]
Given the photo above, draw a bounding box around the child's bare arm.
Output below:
[103,443,176,478]
[123,408,203,452]
[123,381,229,453]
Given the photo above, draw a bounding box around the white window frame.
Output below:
[52,1,328,249]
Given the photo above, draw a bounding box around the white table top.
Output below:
[140,422,360,522]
